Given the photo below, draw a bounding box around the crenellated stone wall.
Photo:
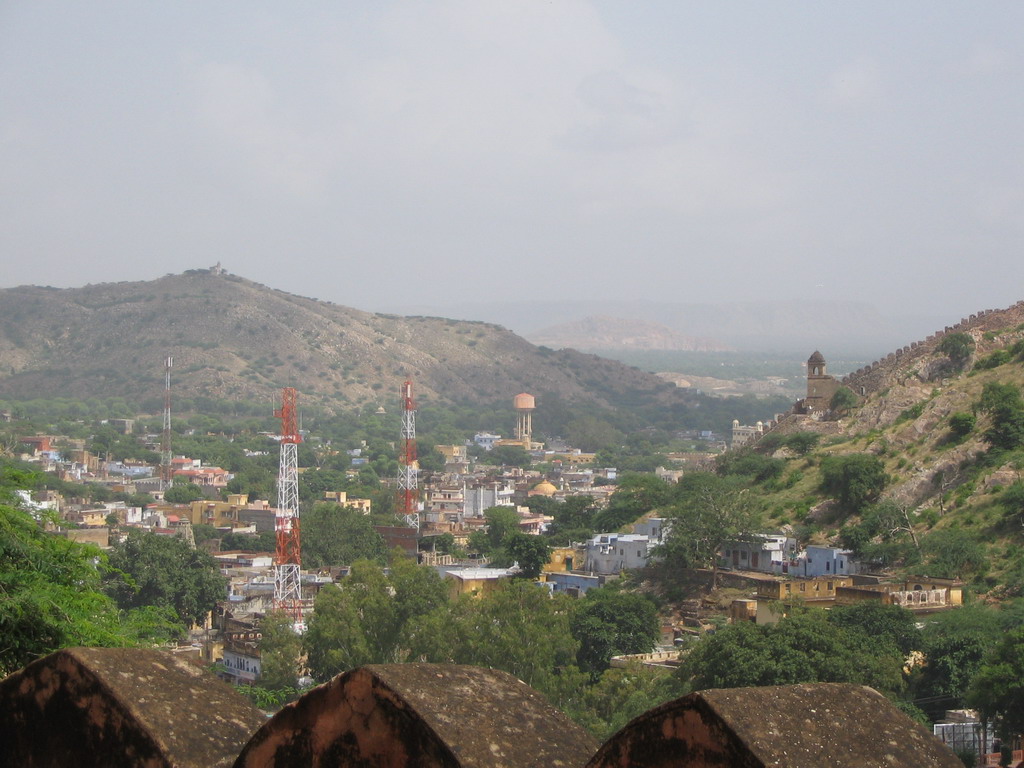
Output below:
[0,648,964,767]
[839,301,1024,396]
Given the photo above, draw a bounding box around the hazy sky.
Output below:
[2,2,1022,322]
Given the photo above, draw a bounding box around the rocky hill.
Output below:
[755,298,1024,589]
[0,269,689,414]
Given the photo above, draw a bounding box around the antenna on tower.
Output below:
[397,380,419,529]
[160,356,173,491]
[273,387,304,631]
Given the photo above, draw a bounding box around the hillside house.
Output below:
[835,578,963,612]
[721,534,798,574]
[800,545,858,578]
[544,571,604,597]
[632,517,669,546]
[584,533,652,574]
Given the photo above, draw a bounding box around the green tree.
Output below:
[976,382,1024,451]
[592,474,672,532]
[937,332,975,368]
[715,449,784,484]
[1000,481,1024,527]
[570,587,659,677]
[658,473,763,587]
[404,580,579,697]
[163,481,205,504]
[300,502,387,567]
[472,506,521,554]
[784,432,821,456]
[827,601,921,656]
[829,386,858,413]
[0,491,179,676]
[258,610,303,691]
[502,532,550,578]
[568,663,685,741]
[913,604,1002,717]
[967,626,1024,740]
[304,558,448,682]
[678,610,903,694]
[546,496,599,544]
[819,453,887,514]
[948,412,976,441]
[917,529,987,579]
[837,500,919,567]
[105,530,226,628]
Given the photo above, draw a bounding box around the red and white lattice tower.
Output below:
[397,380,419,529]
[160,356,173,491]
[273,387,303,627]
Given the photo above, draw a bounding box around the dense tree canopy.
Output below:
[304,558,448,681]
[657,472,762,586]
[818,453,888,514]
[300,502,388,567]
[679,609,904,695]
[163,481,205,504]
[257,610,303,691]
[404,580,579,697]
[570,587,660,677]
[0,485,179,676]
[502,532,551,579]
[592,474,672,533]
[978,382,1024,452]
[105,530,226,628]
[968,626,1024,739]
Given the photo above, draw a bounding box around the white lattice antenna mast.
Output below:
[274,387,303,629]
[160,356,172,491]
[397,380,419,529]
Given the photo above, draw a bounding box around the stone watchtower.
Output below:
[804,350,839,412]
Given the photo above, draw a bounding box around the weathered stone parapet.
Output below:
[233,663,599,768]
[0,647,266,768]
[585,682,962,768]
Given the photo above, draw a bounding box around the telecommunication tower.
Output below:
[397,380,419,529]
[273,387,303,627]
[160,356,173,491]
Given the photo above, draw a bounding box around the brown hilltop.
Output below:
[0,268,685,411]
[767,299,1024,515]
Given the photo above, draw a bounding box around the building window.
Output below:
[799,583,806,592]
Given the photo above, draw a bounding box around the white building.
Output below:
[800,545,857,578]
[721,534,798,574]
[473,433,501,450]
[464,483,516,518]
[585,533,652,575]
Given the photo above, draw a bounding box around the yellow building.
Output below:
[323,491,372,515]
[443,568,512,600]
[756,576,853,602]
[186,494,255,528]
[542,547,579,574]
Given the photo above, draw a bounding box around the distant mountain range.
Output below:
[527,316,731,353]
[399,299,949,358]
[0,269,692,414]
